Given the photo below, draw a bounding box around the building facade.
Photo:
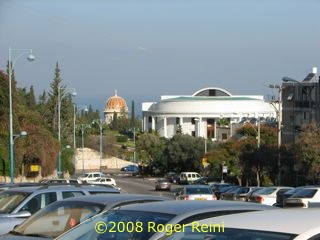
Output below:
[142,87,277,140]
[281,67,320,144]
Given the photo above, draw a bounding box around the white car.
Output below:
[77,172,105,183]
[91,177,116,187]
[284,186,320,208]
[248,186,293,206]
[162,208,320,240]
[175,185,216,200]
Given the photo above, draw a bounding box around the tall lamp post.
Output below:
[8,48,34,183]
[92,119,104,172]
[79,124,91,173]
[269,84,283,185]
[57,87,76,178]
[73,105,88,149]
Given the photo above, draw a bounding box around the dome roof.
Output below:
[104,91,128,112]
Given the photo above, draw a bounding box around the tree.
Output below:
[135,132,167,174]
[166,134,205,173]
[295,123,320,184]
[235,123,277,186]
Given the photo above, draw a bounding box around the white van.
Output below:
[179,172,201,184]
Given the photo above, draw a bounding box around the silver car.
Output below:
[163,208,320,239]
[1,194,170,239]
[56,200,276,240]
[0,184,120,235]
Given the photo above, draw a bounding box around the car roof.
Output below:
[183,185,211,188]
[54,193,170,205]
[113,199,275,215]
[0,184,120,193]
[198,208,320,234]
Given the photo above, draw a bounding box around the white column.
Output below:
[196,117,203,137]
[163,117,167,138]
[151,117,156,130]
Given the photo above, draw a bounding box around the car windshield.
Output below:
[80,173,90,178]
[57,209,175,240]
[13,202,104,238]
[238,187,250,194]
[290,188,318,198]
[0,191,29,213]
[186,187,212,195]
[253,187,277,195]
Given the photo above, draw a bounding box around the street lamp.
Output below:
[269,84,283,185]
[133,127,136,162]
[79,124,91,173]
[8,48,34,183]
[57,86,76,178]
[73,105,88,149]
[92,119,104,172]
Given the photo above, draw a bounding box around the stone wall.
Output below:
[75,148,136,172]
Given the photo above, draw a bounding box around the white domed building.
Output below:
[104,91,128,124]
[142,87,277,141]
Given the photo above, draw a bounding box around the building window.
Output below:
[191,131,195,137]
[191,118,196,125]
[176,117,180,124]
[207,118,215,125]
[222,133,228,140]
[148,116,152,123]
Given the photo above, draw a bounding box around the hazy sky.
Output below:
[1,0,320,115]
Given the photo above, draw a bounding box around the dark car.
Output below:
[234,186,259,202]
[120,164,139,175]
[166,172,180,184]
[2,194,170,239]
[192,177,220,185]
[211,183,237,200]
[220,186,241,200]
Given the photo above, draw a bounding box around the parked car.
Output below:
[211,183,237,200]
[167,208,320,239]
[179,172,201,184]
[120,164,139,175]
[90,177,116,186]
[155,178,171,191]
[274,186,305,207]
[166,172,180,184]
[283,186,320,208]
[248,186,293,206]
[244,186,265,201]
[192,177,220,185]
[175,185,216,200]
[0,184,120,235]
[219,185,241,200]
[2,194,170,239]
[0,182,45,192]
[77,172,105,183]
[55,200,276,240]
[39,179,83,184]
[232,186,259,202]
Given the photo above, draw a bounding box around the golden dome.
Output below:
[104,90,128,112]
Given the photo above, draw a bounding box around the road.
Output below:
[112,175,178,199]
